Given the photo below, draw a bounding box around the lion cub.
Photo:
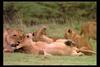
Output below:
[15,34,83,56]
[64,28,96,55]
[80,21,96,40]
[3,28,23,53]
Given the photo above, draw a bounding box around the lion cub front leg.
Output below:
[43,49,52,56]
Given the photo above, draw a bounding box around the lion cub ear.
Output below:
[32,32,35,36]
[68,29,72,33]
[6,28,12,33]
[42,25,47,30]
[6,28,12,32]
[26,35,29,38]
[6,28,10,31]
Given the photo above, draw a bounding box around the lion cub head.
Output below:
[64,28,79,39]
[3,28,24,52]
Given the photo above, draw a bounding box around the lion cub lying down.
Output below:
[15,34,83,56]
[29,26,66,43]
[64,28,96,55]
[26,26,66,44]
[3,28,23,53]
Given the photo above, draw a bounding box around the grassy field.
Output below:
[3,22,97,65]
[4,53,96,65]
[3,2,97,65]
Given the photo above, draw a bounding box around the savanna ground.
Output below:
[3,2,97,65]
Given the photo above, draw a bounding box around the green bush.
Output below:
[3,2,96,25]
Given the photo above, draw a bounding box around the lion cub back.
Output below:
[80,21,96,40]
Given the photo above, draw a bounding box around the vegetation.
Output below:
[3,2,96,25]
[4,53,96,65]
[3,2,97,65]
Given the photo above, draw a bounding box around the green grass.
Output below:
[3,2,96,25]
[3,2,96,65]
[3,53,96,65]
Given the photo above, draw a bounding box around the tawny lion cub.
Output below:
[80,21,96,40]
[3,28,23,53]
[33,26,47,41]
[27,26,67,44]
[64,28,96,55]
[27,26,54,43]
[15,34,83,56]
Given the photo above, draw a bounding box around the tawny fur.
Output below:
[33,26,47,42]
[64,28,96,55]
[15,35,83,56]
[26,26,64,44]
[80,21,96,40]
[3,28,23,53]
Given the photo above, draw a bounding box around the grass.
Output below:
[3,22,97,65]
[3,53,96,65]
[3,2,96,65]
